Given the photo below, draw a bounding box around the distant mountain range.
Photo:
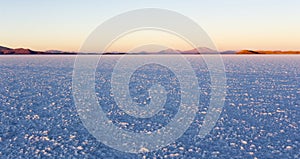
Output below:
[236,50,300,54]
[1,45,300,55]
[0,46,225,55]
[0,46,76,55]
[129,47,220,54]
[0,47,43,54]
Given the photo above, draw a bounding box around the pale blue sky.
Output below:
[1,0,299,51]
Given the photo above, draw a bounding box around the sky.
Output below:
[1,0,300,52]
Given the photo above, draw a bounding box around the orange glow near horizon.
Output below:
[105,30,195,53]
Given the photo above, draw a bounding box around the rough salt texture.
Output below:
[0,55,299,158]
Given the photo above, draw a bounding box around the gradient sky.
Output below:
[1,0,299,52]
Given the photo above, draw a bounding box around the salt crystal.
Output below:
[241,140,247,145]
[77,146,83,150]
[139,147,149,153]
[285,146,292,150]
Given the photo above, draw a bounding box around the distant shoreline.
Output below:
[1,46,300,55]
[1,52,300,55]
[2,51,300,55]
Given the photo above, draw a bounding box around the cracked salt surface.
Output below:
[0,55,299,158]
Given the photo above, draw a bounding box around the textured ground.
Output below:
[0,55,299,158]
